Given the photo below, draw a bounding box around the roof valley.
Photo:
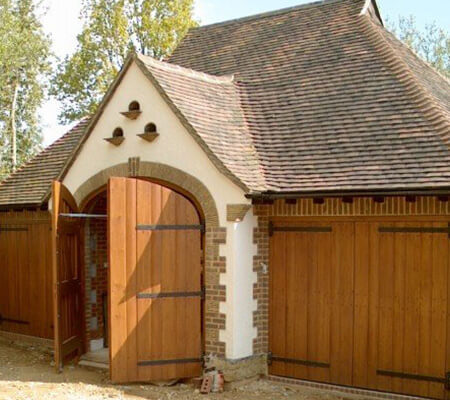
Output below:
[234,79,272,192]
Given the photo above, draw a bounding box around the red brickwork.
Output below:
[204,226,227,356]
[84,194,108,346]
[252,205,270,354]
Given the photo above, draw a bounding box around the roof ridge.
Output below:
[193,0,352,30]
[138,54,234,84]
[358,15,450,148]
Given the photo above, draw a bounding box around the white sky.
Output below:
[39,0,449,146]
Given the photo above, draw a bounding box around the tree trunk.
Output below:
[10,80,19,172]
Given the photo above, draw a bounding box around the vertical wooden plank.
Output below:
[108,177,128,383]
[403,222,421,396]
[291,231,307,379]
[353,222,370,387]
[377,224,394,393]
[284,232,296,378]
[428,222,447,399]
[392,226,406,394]
[307,225,331,383]
[330,222,354,386]
[269,231,286,377]
[418,225,432,398]
[136,179,152,382]
[316,226,332,384]
[367,222,379,390]
[125,179,137,382]
[161,188,177,379]
[150,184,163,380]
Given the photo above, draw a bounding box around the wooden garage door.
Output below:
[269,219,450,399]
[108,178,203,383]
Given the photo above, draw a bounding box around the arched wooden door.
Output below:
[52,181,83,371]
[108,178,203,383]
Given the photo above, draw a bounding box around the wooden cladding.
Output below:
[263,196,450,217]
[379,226,450,234]
[270,219,450,399]
[0,211,53,339]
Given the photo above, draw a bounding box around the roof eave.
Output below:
[246,187,450,201]
[0,202,49,212]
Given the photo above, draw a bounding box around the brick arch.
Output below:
[72,160,226,357]
[73,161,219,227]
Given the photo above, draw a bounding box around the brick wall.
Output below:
[252,205,270,355]
[84,194,108,347]
[204,226,227,356]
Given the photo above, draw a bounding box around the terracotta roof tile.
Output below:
[1,0,449,206]
[170,0,450,193]
[136,55,266,191]
[0,119,89,207]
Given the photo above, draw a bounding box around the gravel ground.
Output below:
[0,337,361,400]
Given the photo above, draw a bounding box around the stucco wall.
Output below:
[62,61,258,360]
[221,209,258,359]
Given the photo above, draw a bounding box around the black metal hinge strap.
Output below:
[138,358,202,367]
[379,227,450,234]
[0,314,29,325]
[270,355,329,369]
[137,291,204,300]
[137,224,204,233]
[377,370,450,389]
[0,227,28,232]
[271,226,332,235]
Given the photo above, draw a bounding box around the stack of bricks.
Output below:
[84,194,108,346]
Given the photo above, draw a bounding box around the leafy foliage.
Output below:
[387,15,450,78]
[52,0,197,123]
[0,0,52,180]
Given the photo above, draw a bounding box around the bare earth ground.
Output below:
[0,337,362,400]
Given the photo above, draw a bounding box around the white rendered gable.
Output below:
[62,60,257,360]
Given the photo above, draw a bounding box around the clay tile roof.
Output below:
[170,0,450,194]
[136,54,266,191]
[0,119,89,208]
[1,0,449,207]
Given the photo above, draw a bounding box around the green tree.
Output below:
[0,0,52,179]
[52,0,197,123]
[387,15,450,78]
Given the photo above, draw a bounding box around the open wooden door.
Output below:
[108,177,203,383]
[52,181,83,371]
